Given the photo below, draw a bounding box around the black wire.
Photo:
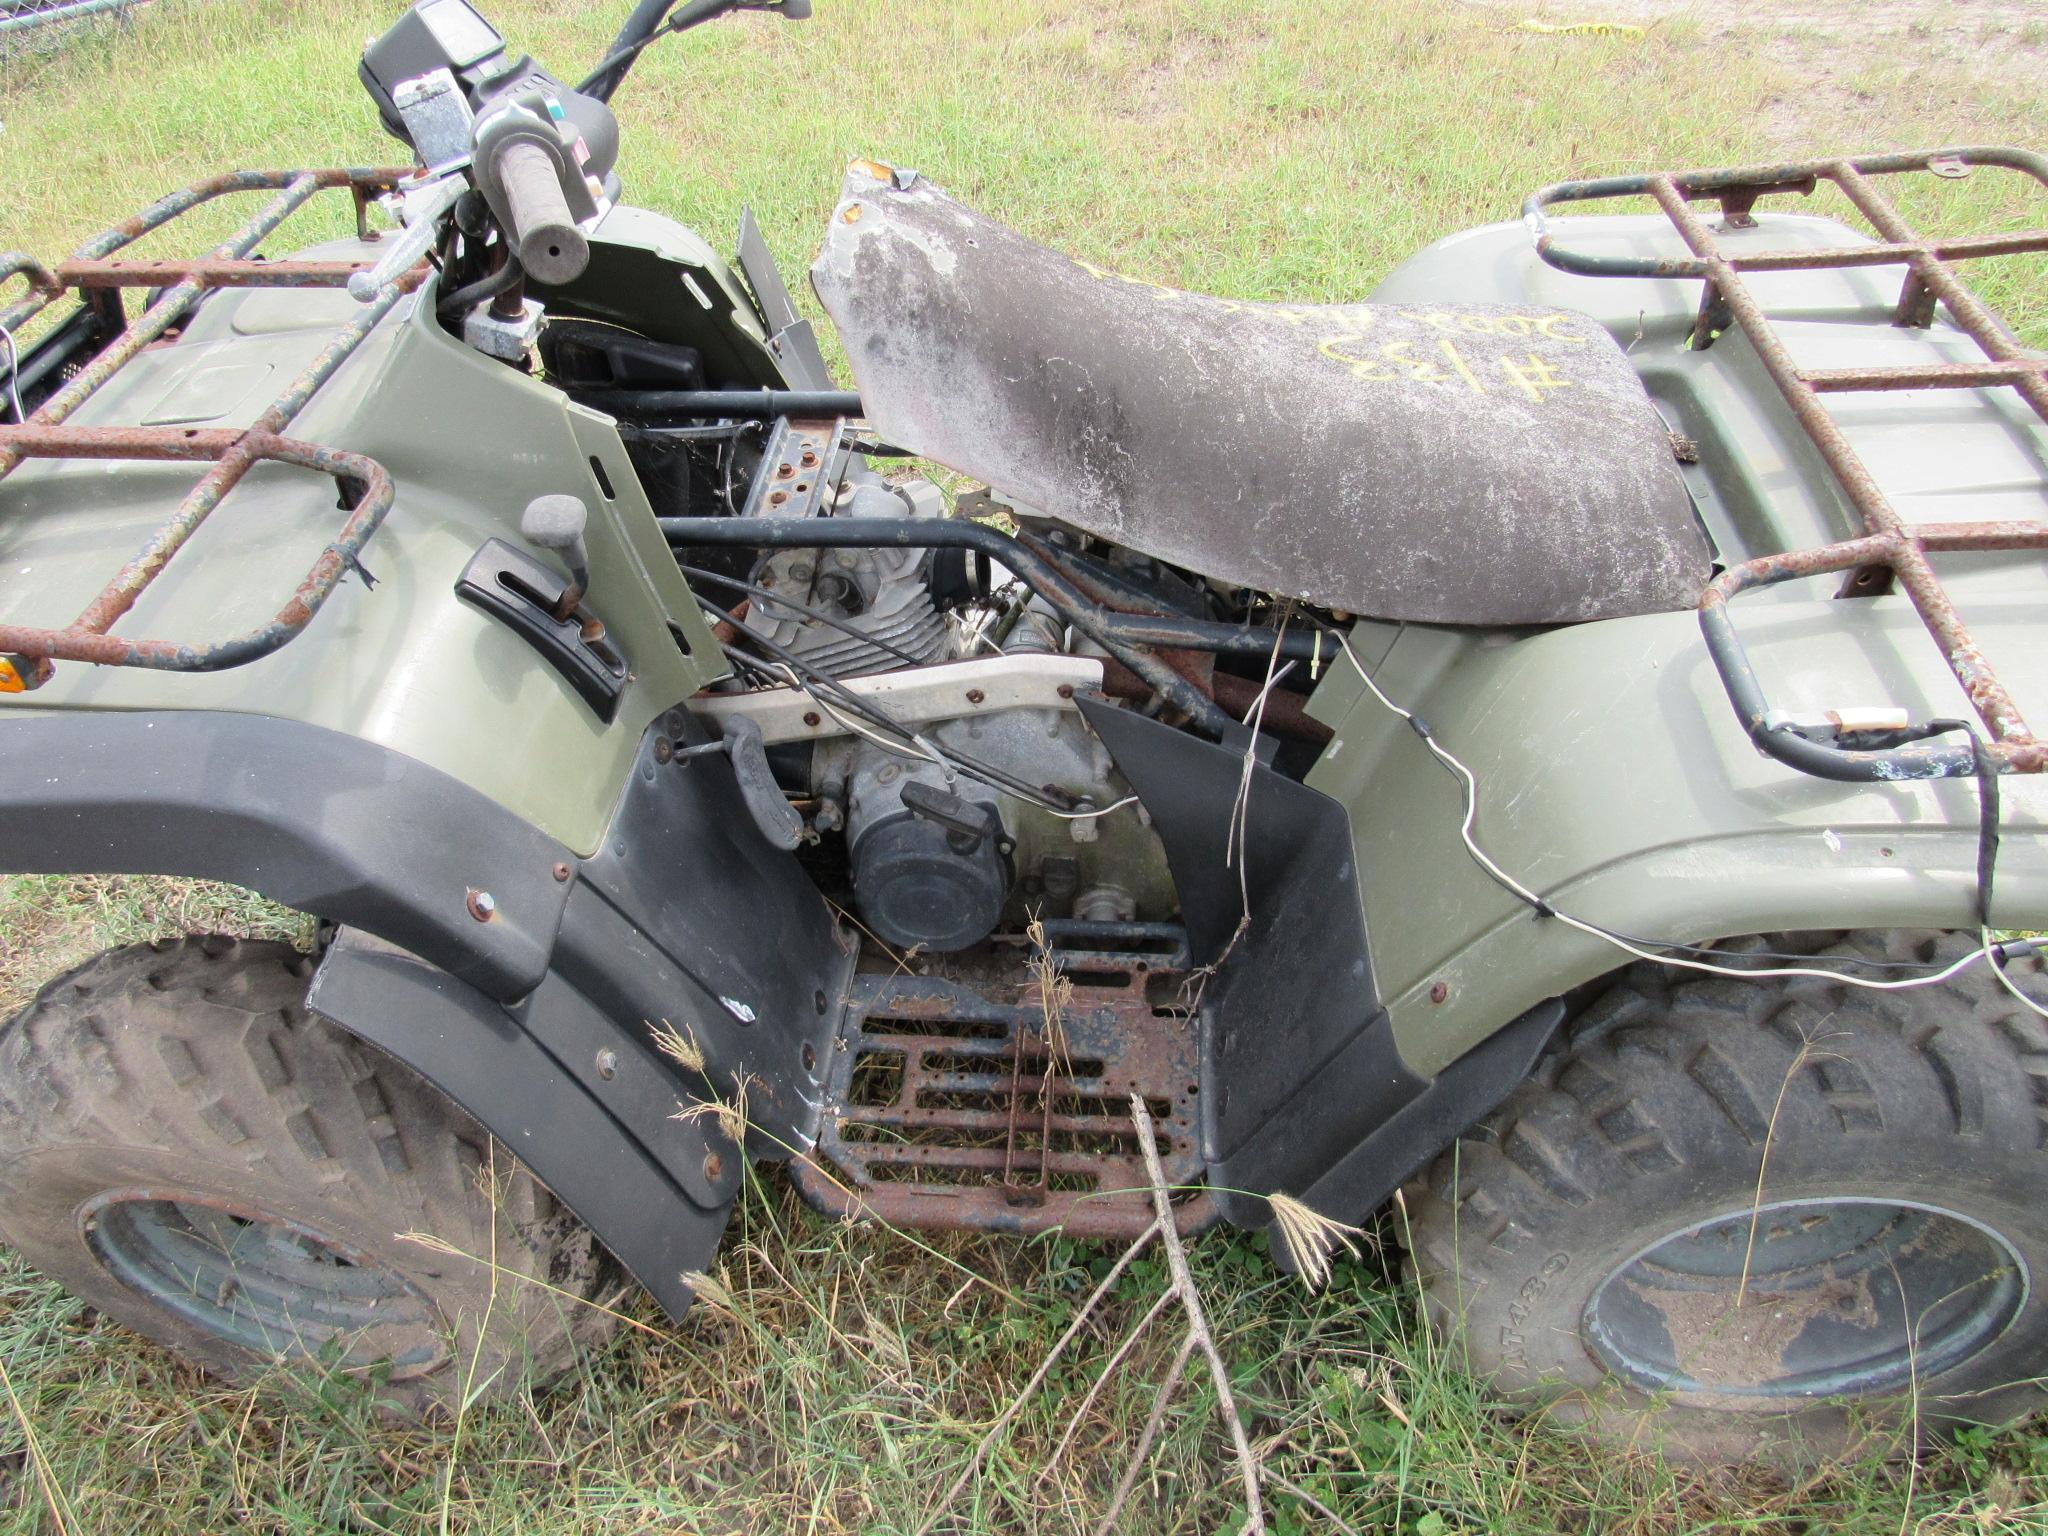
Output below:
[1973,734,2002,930]
[436,251,525,317]
[618,421,753,443]
[720,420,757,516]
[577,0,744,97]
[677,563,930,668]
[693,594,1080,809]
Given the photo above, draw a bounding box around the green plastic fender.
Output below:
[1308,603,2048,1078]
[0,224,745,856]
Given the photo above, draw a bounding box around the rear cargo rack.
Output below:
[0,168,421,690]
[1527,147,2048,780]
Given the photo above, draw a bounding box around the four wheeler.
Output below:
[1,0,2046,1462]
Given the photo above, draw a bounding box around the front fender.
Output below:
[0,708,854,1319]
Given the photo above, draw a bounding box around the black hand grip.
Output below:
[493,140,590,286]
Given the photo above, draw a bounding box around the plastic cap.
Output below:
[521,493,589,549]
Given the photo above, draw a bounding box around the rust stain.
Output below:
[0,171,416,687]
[1532,147,2048,776]
[788,942,1216,1240]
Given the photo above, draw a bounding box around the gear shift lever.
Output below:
[520,493,591,621]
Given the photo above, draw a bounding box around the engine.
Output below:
[750,474,953,677]
[691,463,1175,955]
[814,686,1167,955]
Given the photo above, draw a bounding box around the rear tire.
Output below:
[1404,930,2048,1464]
[0,937,617,1416]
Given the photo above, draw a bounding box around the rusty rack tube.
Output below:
[0,430,394,672]
[1527,147,2048,780]
[0,169,420,687]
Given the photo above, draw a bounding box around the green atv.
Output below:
[1,0,2044,1464]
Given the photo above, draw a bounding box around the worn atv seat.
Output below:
[812,164,1710,626]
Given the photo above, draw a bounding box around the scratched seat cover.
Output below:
[810,165,1711,626]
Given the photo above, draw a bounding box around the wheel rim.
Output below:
[81,1191,448,1377]
[1583,1197,2027,1399]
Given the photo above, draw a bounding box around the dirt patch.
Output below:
[1483,0,2045,148]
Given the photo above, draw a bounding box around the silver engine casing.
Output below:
[752,477,952,677]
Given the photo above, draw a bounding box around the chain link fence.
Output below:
[1,0,146,59]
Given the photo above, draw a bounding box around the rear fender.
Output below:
[1311,607,2048,1077]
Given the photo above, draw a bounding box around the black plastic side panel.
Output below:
[0,708,854,1319]
[1299,998,1563,1225]
[455,539,629,722]
[1078,697,1423,1224]
[737,207,835,391]
[0,710,571,999]
[562,709,851,1149]
[307,929,732,1321]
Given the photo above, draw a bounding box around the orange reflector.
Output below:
[0,658,24,693]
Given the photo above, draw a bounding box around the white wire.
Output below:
[771,663,929,764]
[1334,630,2031,996]
[0,323,21,425]
[1238,657,1299,726]
[1043,794,1140,821]
[1984,926,2048,1020]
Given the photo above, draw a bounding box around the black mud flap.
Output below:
[310,714,855,1318]
[1078,697,1557,1229]
[0,708,853,1321]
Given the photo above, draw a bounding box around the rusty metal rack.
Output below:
[0,167,422,690]
[789,924,1215,1238]
[1527,146,2048,780]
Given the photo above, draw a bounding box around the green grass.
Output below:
[5,0,2048,1530]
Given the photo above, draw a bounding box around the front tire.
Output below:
[0,937,617,1415]
[1405,931,2048,1463]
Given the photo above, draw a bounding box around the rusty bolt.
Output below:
[1056,683,1075,700]
[1429,981,1449,1005]
[769,490,789,506]
[966,688,986,705]
[802,710,822,727]
[652,735,674,764]
[466,888,497,922]
[703,1151,724,1183]
[776,461,796,479]
[551,861,572,882]
[800,448,818,467]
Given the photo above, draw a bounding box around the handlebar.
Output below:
[492,140,590,286]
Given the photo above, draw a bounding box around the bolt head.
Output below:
[1429,981,1449,1004]
[466,888,497,921]
[595,1048,618,1080]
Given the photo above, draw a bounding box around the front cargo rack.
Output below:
[1527,146,2048,780]
[0,168,422,691]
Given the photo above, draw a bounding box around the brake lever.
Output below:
[348,175,466,303]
